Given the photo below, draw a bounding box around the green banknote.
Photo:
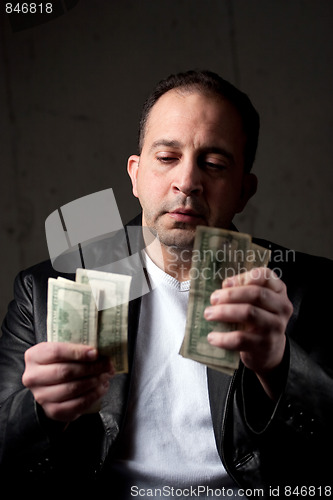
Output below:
[180,226,271,375]
[47,278,98,346]
[76,268,131,373]
[47,269,132,374]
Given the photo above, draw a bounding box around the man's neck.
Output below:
[144,236,192,282]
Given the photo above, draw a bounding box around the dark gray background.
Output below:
[1,0,332,320]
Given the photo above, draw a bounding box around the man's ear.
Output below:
[127,155,140,198]
[236,173,258,213]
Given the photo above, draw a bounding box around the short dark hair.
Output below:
[138,70,260,173]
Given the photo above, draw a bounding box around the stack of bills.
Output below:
[180,226,271,376]
[47,269,132,374]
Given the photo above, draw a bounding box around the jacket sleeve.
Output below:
[229,252,333,489]
[0,268,105,479]
[240,250,333,437]
[0,271,52,468]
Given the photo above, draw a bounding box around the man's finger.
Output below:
[42,382,110,422]
[210,285,282,314]
[23,356,113,387]
[223,267,284,292]
[33,372,111,405]
[24,342,98,365]
[204,303,278,332]
[207,330,252,351]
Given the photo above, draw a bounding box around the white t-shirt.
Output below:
[110,252,239,498]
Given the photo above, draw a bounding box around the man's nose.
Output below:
[172,158,203,196]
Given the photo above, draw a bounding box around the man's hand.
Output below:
[22,342,114,422]
[204,268,293,398]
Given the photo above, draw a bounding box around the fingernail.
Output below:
[224,278,234,288]
[210,292,218,305]
[87,348,98,360]
[204,307,213,319]
[207,333,215,343]
[251,268,261,279]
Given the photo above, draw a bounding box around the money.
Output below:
[76,268,131,373]
[47,269,131,374]
[180,226,271,376]
[47,278,98,346]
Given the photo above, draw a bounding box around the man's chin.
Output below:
[158,225,198,250]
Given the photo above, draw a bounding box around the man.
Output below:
[0,71,332,498]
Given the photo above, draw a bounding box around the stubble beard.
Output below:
[145,214,197,252]
[142,196,209,250]
[144,217,197,280]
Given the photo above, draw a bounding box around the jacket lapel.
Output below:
[207,367,233,454]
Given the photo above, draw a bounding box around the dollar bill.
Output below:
[248,242,271,269]
[180,226,271,376]
[76,268,131,373]
[47,278,98,347]
[47,269,131,374]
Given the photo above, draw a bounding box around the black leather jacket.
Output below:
[1,216,332,496]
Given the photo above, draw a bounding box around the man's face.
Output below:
[128,89,257,250]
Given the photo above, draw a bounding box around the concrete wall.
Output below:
[1,0,332,320]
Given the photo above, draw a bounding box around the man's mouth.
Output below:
[167,208,204,224]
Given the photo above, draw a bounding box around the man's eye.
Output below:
[205,161,226,170]
[156,156,176,163]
